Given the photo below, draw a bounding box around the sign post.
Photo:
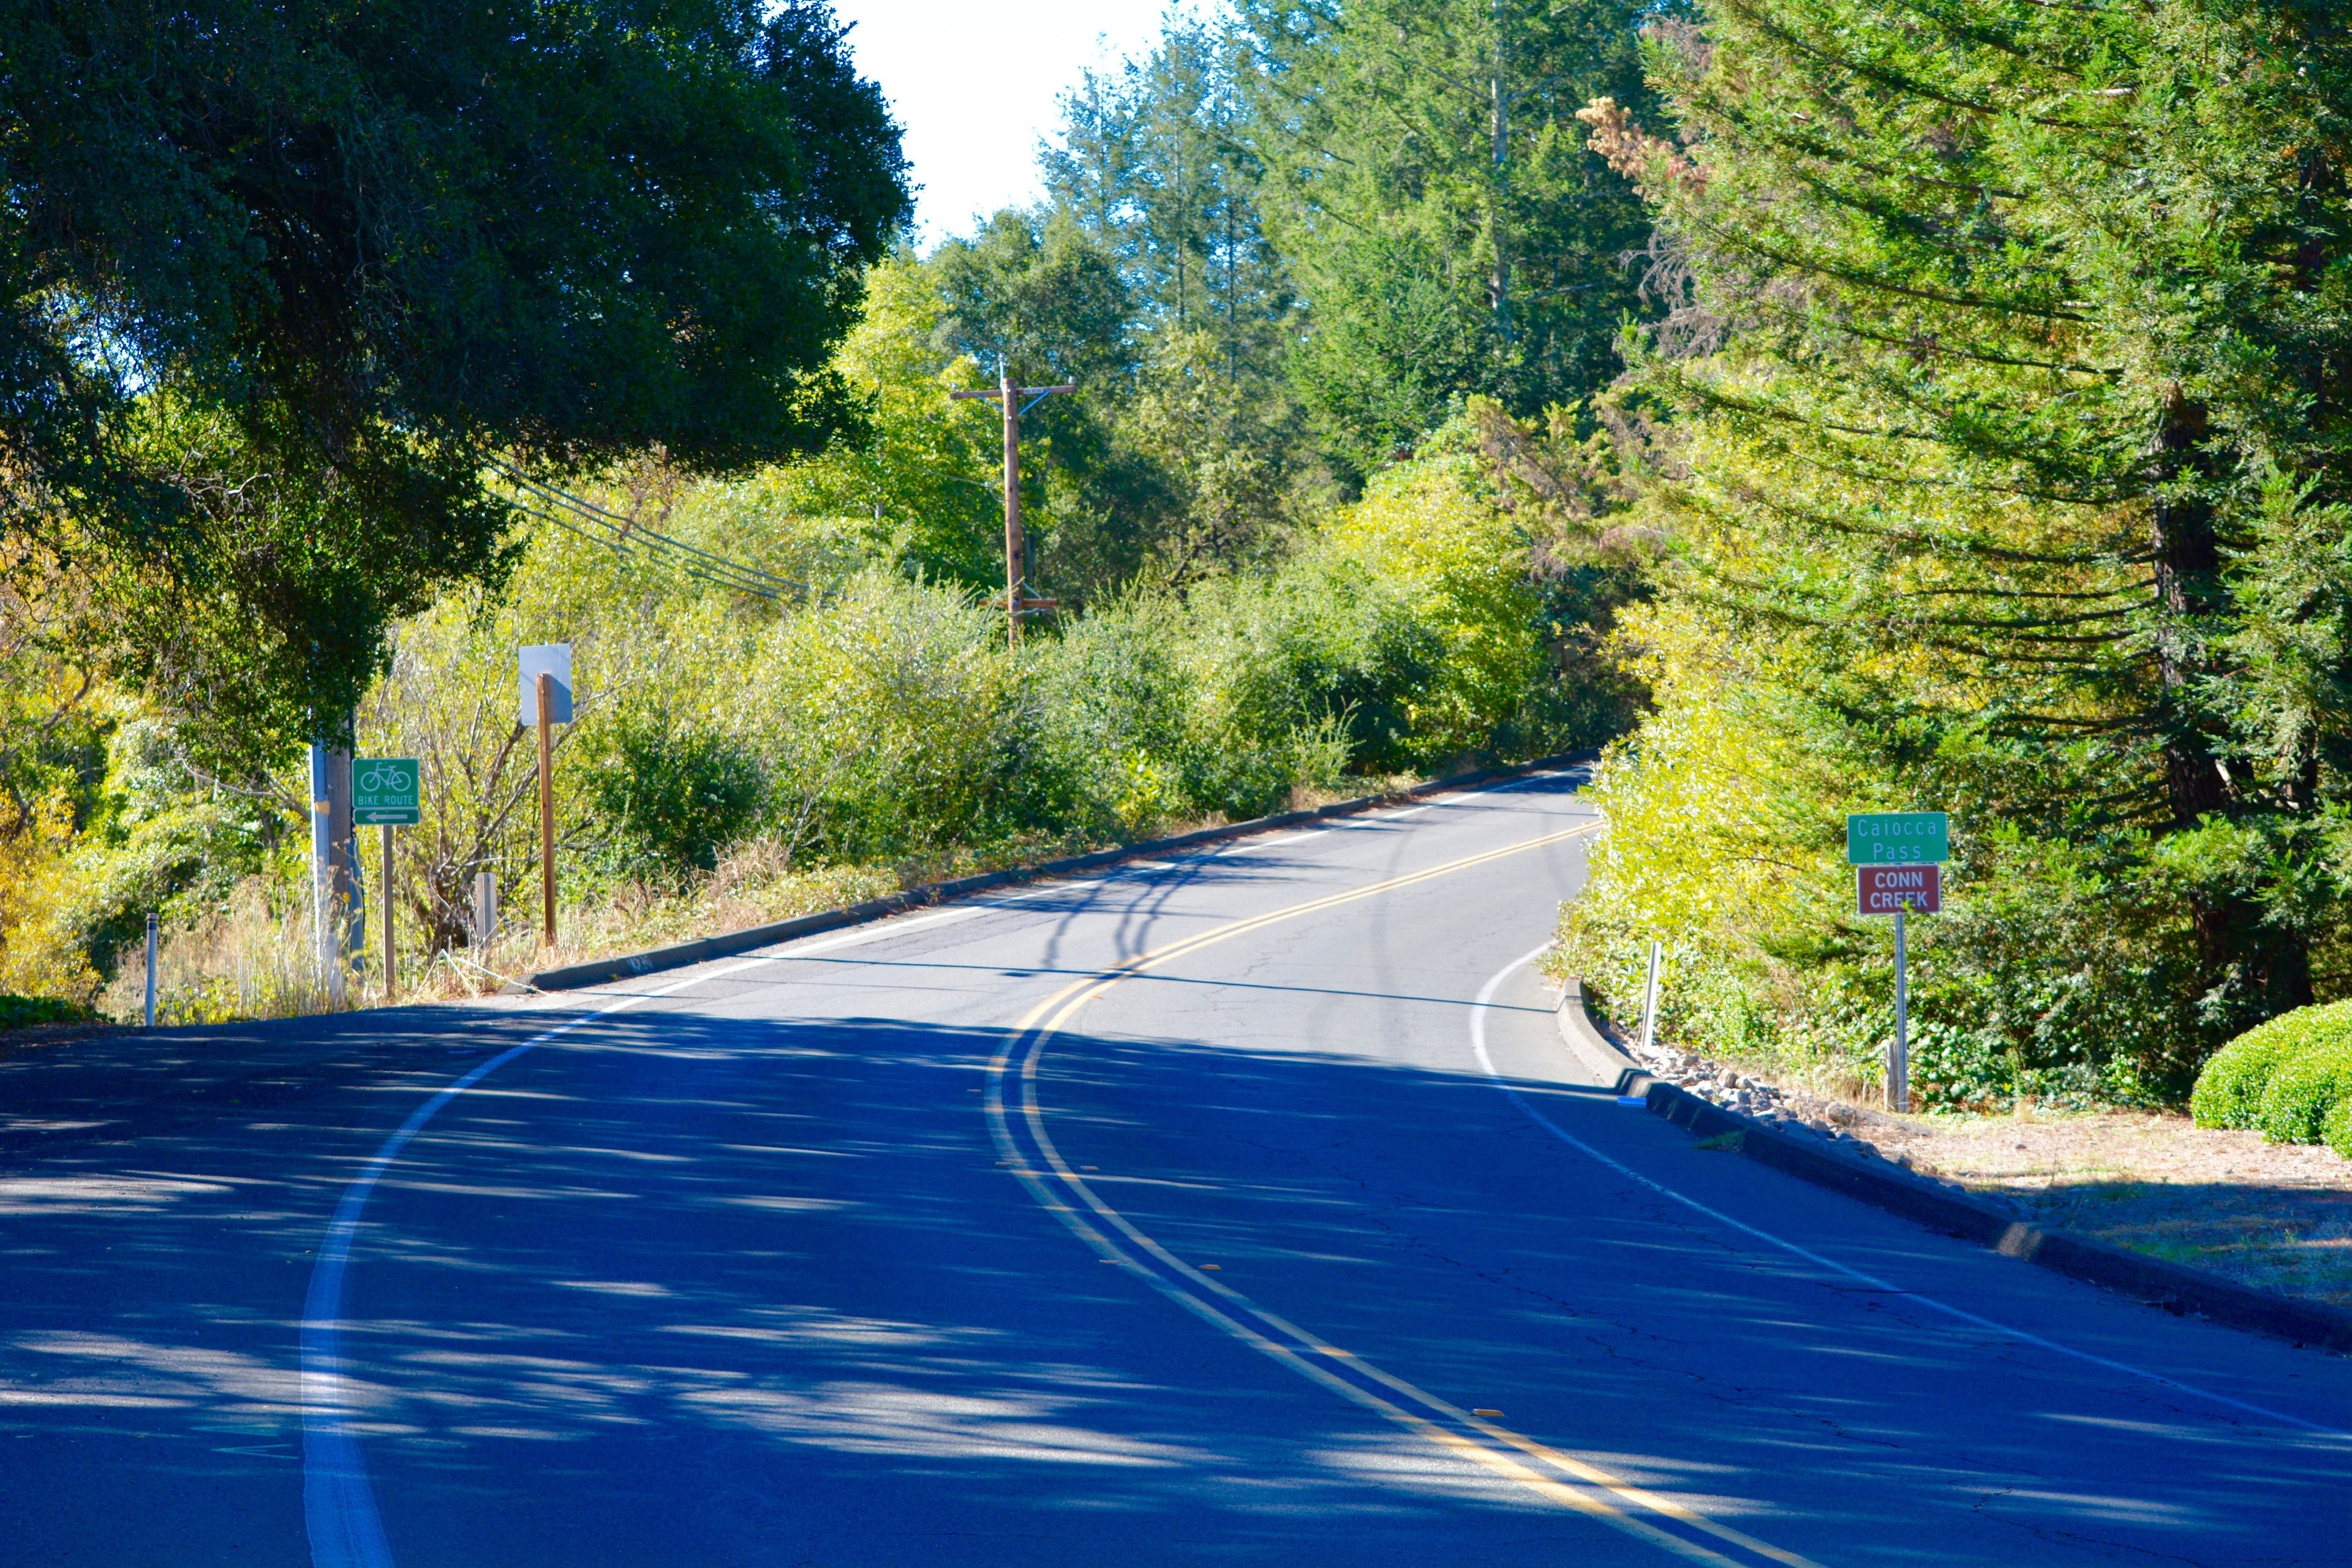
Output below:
[1849,812,1949,1112]
[354,758,419,1000]
[519,646,574,949]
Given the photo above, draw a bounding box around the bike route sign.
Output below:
[354,758,421,826]
[1845,811,1948,865]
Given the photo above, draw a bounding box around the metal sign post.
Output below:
[1893,907,1909,1116]
[1849,812,1950,1113]
[354,758,420,1001]
[519,646,573,950]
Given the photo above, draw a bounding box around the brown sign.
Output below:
[1857,864,1940,916]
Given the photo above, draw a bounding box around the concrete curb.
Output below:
[1555,984,2352,1355]
[514,750,1594,993]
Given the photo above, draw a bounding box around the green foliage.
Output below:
[665,258,1009,593]
[1043,17,1314,581]
[583,718,766,880]
[1556,0,2352,1103]
[0,994,99,1031]
[8,0,908,752]
[2324,1095,2352,1161]
[1242,0,1667,474]
[747,571,1026,864]
[2256,1038,2352,1147]
[2192,1002,2352,1131]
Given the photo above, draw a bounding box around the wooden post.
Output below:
[1001,368,1022,647]
[537,671,557,949]
[953,377,1072,650]
[380,823,397,1001]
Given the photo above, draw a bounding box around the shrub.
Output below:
[0,993,99,1030]
[2255,1038,2352,1146]
[584,715,766,878]
[2324,1095,2352,1162]
[2190,1000,2352,1130]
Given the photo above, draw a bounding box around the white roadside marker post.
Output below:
[143,913,158,1027]
[1637,939,1662,1057]
[473,869,499,963]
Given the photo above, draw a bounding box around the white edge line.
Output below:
[301,894,1012,1567]
[1468,948,2348,1442]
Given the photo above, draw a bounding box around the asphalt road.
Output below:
[1,766,2346,1566]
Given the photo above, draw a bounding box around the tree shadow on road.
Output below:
[0,1004,2342,1567]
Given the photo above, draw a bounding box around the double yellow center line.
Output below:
[984,821,1824,1568]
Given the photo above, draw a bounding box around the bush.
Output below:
[2323,1095,2352,1162]
[584,715,766,878]
[2255,1038,2352,1146]
[0,993,99,1030]
[2190,1000,2352,1130]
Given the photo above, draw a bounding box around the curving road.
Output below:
[1,766,2346,1566]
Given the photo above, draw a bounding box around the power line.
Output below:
[491,461,810,601]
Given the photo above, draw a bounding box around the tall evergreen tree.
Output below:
[1594,0,2352,1072]
[1045,17,1295,397]
[1040,22,1312,586]
[1242,0,1667,475]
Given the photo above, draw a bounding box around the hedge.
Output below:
[2256,1038,2352,1147]
[2324,1096,2352,1162]
[2190,1000,2352,1131]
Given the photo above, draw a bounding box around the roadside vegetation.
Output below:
[0,2,1648,1023]
[1553,2,2352,1128]
[9,0,2352,1156]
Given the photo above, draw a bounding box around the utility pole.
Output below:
[308,739,359,1006]
[953,369,1074,647]
[537,671,557,950]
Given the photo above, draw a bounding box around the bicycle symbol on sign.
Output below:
[359,763,414,795]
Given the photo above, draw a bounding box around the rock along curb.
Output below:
[513,750,1594,994]
[1555,982,2352,1355]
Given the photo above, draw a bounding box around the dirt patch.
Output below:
[1863,1109,2352,1308]
[1606,1009,2352,1311]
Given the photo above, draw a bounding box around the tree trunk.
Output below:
[2150,390,2313,1014]
[1487,0,1510,340]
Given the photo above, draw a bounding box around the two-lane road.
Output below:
[2,767,2344,1565]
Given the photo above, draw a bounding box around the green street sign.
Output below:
[1847,810,1948,865]
[354,757,420,826]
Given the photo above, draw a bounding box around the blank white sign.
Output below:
[518,644,575,725]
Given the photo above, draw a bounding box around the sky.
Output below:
[830,0,1175,246]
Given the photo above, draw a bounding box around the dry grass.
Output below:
[1860,1108,2352,1308]
[99,879,342,1024]
[120,828,1133,1016]
[409,856,901,1001]
[1616,1008,2352,1309]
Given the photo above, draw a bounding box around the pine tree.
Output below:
[1594,0,2352,1066]
[1243,0,1667,475]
